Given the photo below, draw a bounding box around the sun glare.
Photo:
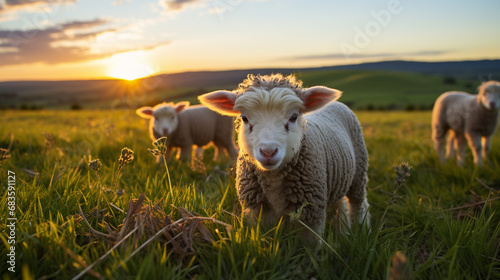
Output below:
[108,51,155,81]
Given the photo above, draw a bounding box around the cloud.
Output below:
[158,0,268,14]
[113,0,131,5]
[0,18,169,66]
[159,0,203,12]
[284,50,452,61]
[60,18,108,30]
[0,0,77,14]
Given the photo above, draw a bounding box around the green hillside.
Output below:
[298,70,477,109]
[147,70,478,110]
[1,69,481,110]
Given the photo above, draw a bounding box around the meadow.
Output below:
[1,109,499,279]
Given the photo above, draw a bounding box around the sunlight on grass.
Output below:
[0,110,499,279]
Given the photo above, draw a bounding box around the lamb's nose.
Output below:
[162,128,169,135]
[490,101,496,109]
[260,147,278,159]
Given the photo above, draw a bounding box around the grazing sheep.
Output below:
[198,74,370,242]
[432,81,500,166]
[136,102,238,163]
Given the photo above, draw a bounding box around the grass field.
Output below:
[1,109,499,279]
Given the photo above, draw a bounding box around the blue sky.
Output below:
[0,0,499,80]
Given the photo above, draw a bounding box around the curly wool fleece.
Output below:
[236,100,369,239]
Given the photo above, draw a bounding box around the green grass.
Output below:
[1,109,499,279]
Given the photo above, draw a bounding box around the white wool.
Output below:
[198,74,370,243]
[432,80,500,166]
[136,102,238,163]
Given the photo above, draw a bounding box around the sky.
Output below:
[0,0,499,81]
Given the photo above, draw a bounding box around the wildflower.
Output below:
[118,147,134,171]
[43,132,55,150]
[148,137,174,197]
[148,137,168,156]
[0,148,10,166]
[88,158,102,186]
[388,162,412,205]
[88,159,102,173]
[393,162,412,187]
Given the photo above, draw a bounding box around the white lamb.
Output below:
[432,80,500,166]
[199,74,370,242]
[136,101,238,163]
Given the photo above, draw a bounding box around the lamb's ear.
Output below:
[198,90,240,116]
[136,106,154,118]
[174,101,189,113]
[301,86,342,113]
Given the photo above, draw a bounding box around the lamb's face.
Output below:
[234,87,305,171]
[198,78,342,170]
[478,81,500,110]
[152,106,179,137]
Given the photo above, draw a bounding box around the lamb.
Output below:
[136,101,238,163]
[432,80,500,166]
[198,74,370,242]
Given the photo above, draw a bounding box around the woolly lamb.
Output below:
[136,101,238,163]
[199,74,370,241]
[432,81,500,166]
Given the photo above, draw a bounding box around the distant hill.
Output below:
[317,60,500,79]
[149,59,500,89]
[1,59,499,109]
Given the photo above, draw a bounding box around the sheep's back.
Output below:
[304,102,363,202]
[432,91,477,132]
[179,105,223,146]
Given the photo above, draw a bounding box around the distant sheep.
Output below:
[199,74,370,242]
[136,102,238,163]
[432,80,500,166]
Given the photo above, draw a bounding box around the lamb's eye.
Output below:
[289,114,298,123]
[154,117,159,121]
[241,115,249,124]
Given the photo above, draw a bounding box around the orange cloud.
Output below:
[0,18,169,66]
[0,0,77,15]
[159,0,203,12]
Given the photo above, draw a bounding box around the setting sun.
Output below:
[107,51,155,80]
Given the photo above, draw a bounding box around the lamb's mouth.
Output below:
[154,129,169,137]
[258,159,281,170]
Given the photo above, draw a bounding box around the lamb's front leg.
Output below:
[195,146,204,159]
[455,133,467,166]
[446,132,456,159]
[332,197,350,231]
[242,205,261,224]
[432,127,447,163]
[482,136,492,162]
[347,198,371,227]
[179,145,193,162]
[293,203,327,245]
[465,132,483,166]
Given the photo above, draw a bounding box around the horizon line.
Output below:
[0,58,499,83]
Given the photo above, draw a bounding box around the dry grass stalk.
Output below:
[445,196,500,212]
[74,193,232,278]
[0,134,14,167]
[59,242,101,279]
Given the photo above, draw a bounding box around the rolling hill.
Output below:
[0,60,498,110]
